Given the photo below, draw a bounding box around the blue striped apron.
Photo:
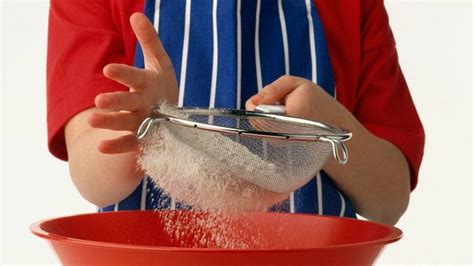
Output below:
[100,0,356,218]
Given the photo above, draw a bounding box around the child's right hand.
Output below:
[88,13,178,154]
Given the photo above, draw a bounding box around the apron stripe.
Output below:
[316,172,323,215]
[154,0,161,32]
[338,190,346,217]
[209,0,219,108]
[178,0,192,107]
[312,5,334,94]
[255,0,263,91]
[236,0,242,109]
[305,0,317,83]
[140,177,148,210]
[289,192,295,213]
[278,0,289,75]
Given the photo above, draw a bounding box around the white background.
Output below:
[1,0,472,265]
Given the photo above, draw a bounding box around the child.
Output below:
[47,0,424,225]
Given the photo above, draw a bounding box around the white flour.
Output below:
[161,211,269,249]
[138,104,289,248]
[138,104,288,213]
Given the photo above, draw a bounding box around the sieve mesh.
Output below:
[142,105,339,195]
[139,123,290,213]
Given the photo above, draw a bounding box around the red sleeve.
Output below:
[355,0,425,190]
[47,0,142,161]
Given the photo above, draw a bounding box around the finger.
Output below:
[251,75,302,106]
[88,112,143,132]
[103,64,148,90]
[98,134,139,154]
[130,13,172,71]
[95,91,144,111]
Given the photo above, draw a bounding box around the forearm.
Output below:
[323,120,411,225]
[66,109,143,207]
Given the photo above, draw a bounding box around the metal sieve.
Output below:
[137,105,351,194]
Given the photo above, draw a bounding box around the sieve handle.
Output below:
[254,104,286,114]
[322,138,349,165]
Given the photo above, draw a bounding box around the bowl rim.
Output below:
[30,210,403,253]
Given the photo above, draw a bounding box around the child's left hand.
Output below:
[246,75,354,129]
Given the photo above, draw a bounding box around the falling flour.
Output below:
[137,103,289,248]
[161,211,270,249]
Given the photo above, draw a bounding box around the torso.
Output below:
[100,0,359,218]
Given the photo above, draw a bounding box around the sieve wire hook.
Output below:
[324,138,349,165]
[137,117,169,140]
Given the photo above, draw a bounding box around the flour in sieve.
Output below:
[148,104,329,194]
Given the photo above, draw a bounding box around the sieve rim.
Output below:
[137,107,352,164]
[146,107,352,142]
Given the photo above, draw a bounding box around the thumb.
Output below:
[246,75,301,109]
[130,13,172,71]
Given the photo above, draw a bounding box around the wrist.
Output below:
[321,109,372,170]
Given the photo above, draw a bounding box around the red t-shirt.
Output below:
[47,0,425,189]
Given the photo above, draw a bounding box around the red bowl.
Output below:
[31,210,401,266]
